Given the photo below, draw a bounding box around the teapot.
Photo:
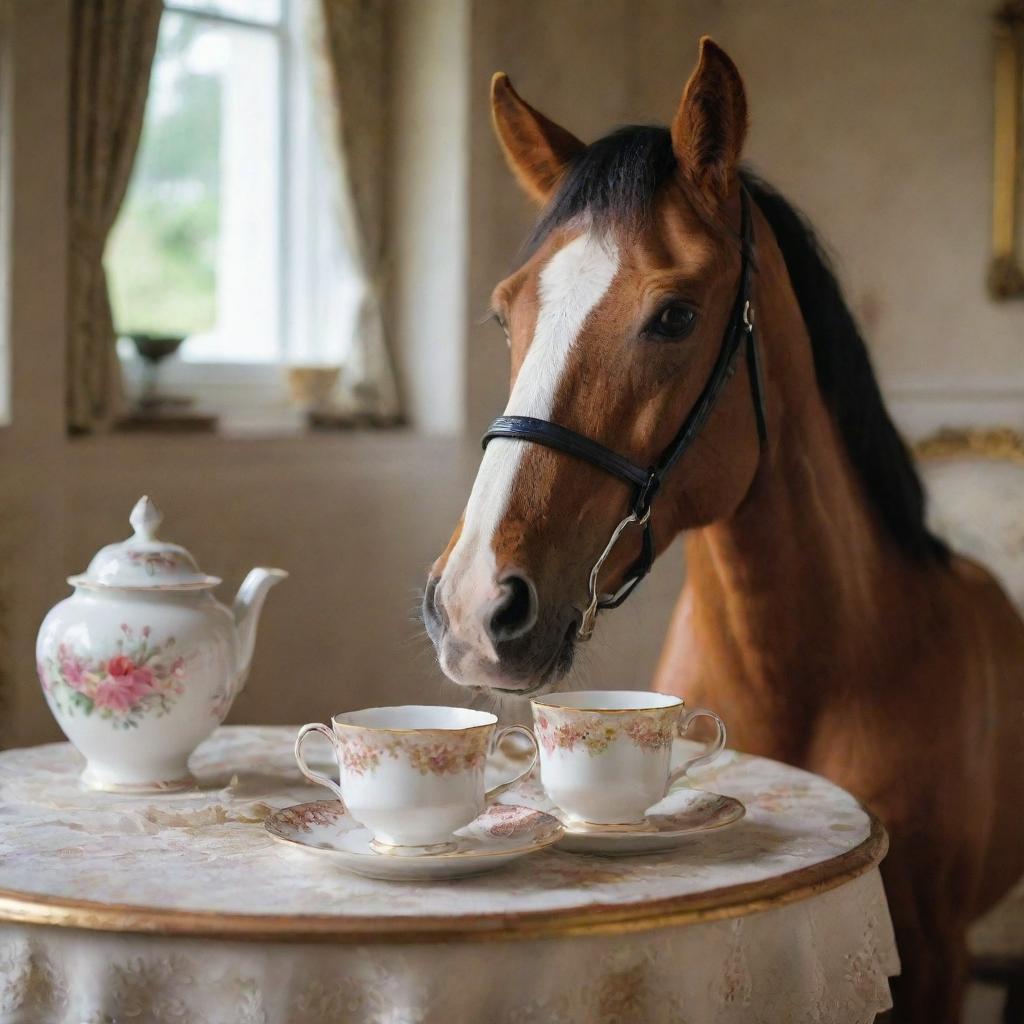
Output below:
[36,496,287,791]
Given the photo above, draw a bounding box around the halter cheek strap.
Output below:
[482,187,767,640]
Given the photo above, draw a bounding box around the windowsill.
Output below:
[112,406,308,438]
[107,411,405,441]
[116,356,407,439]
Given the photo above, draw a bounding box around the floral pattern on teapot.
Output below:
[38,624,187,730]
[125,550,189,577]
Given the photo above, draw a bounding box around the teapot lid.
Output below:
[68,496,222,591]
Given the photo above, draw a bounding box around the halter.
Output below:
[482,187,768,640]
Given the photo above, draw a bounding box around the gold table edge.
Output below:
[0,812,888,944]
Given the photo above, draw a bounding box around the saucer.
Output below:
[265,801,564,880]
[553,788,745,855]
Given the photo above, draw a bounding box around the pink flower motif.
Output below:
[43,625,185,726]
[60,656,86,690]
[94,673,152,712]
[482,804,543,837]
[94,655,155,712]
[539,727,556,755]
[107,655,133,678]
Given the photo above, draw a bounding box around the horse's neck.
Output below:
[679,274,909,752]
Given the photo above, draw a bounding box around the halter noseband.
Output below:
[482,187,768,640]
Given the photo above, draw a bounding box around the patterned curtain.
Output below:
[66,0,162,433]
[308,0,400,423]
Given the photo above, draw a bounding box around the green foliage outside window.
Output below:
[106,15,220,337]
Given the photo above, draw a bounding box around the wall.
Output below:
[0,0,69,747]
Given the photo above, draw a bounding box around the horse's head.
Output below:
[425,39,767,693]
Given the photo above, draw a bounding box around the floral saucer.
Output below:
[553,788,745,855]
[265,801,564,881]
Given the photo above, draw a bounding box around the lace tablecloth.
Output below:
[0,726,898,1024]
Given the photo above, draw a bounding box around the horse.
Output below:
[422,37,1024,1023]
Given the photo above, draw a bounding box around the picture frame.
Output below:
[990,1,1024,298]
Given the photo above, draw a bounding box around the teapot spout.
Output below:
[233,567,288,685]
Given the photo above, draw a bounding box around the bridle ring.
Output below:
[578,505,652,641]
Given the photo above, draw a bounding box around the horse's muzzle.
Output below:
[422,573,578,692]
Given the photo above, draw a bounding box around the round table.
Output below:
[0,726,897,1024]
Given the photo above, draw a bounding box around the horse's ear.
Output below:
[491,72,585,204]
[671,38,748,201]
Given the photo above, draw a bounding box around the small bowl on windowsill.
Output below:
[286,365,342,414]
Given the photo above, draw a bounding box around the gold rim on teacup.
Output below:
[531,691,685,713]
[331,705,498,735]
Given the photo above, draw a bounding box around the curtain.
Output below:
[308,0,401,423]
[67,0,162,433]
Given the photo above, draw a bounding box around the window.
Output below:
[106,0,361,423]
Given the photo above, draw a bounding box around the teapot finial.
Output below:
[129,496,163,542]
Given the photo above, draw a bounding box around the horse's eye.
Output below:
[646,303,698,340]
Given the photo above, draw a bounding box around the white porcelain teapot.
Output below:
[36,496,287,791]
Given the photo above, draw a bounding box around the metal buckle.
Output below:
[577,505,652,641]
[742,300,754,332]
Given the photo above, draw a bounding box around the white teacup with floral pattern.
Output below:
[294,706,538,854]
[530,691,726,826]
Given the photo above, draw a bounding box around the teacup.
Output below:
[294,706,538,854]
[530,690,726,826]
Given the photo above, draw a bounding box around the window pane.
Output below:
[284,0,362,368]
[106,11,280,363]
[169,0,282,26]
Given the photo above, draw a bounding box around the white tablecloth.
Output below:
[0,726,898,1024]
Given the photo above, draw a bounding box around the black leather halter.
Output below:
[482,187,768,639]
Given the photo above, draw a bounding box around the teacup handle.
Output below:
[485,725,539,803]
[294,722,345,805]
[667,707,727,787]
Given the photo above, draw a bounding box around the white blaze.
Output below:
[439,230,620,671]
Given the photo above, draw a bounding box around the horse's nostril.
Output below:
[422,577,446,637]
[488,574,538,642]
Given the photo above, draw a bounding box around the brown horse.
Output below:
[423,38,1024,1023]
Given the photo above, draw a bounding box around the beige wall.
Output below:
[464,0,1024,437]
[2,0,1021,747]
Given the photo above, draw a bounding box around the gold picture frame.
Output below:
[990,1,1024,298]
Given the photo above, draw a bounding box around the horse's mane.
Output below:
[527,124,948,563]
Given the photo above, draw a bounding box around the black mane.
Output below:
[529,124,947,563]
[526,125,679,253]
